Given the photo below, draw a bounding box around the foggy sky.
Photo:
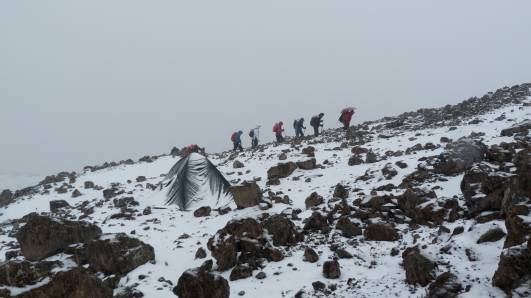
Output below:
[1,1,531,182]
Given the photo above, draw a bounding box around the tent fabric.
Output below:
[164,153,232,210]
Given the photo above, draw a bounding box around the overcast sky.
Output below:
[1,1,531,184]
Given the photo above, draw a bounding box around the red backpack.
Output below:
[231,132,237,142]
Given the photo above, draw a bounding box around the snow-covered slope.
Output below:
[1,83,530,298]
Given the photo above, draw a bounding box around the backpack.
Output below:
[310,117,317,127]
[293,120,298,130]
[249,129,255,138]
[231,132,237,142]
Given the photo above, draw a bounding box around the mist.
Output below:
[1,0,531,187]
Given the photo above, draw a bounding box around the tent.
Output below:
[164,153,232,210]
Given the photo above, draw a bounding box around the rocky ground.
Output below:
[0,82,530,298]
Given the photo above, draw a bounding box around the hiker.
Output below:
[339,107,355,130]
[293,118,306,138]
[249,127,260,149]
[273,121,285,143]
[310,113,324,137]
[231,130,244,152]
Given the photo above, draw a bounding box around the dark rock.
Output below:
[460,163,510,215]
[364,223,398,241]
[255,272,266,279]
[303,212,329,233]
[348,155,364,166]
[194,206,212,217]
[304,248,319,263]
[335,216,362,238]
[433,138,487,176]
[504,204,531,248]
[173,267,229,298]
[267,162,297,180]
[136,176,147,183]
[0,189,14,207]
[323,260,340,279]
[492,239,531,294]
[230,182,261,209]
[142,206,152,215]
[477,228,506,244]
[500,120,531,137]
[333,184,349,199]
[195,247,207,259]
[17,269,113,298]
[85,233,155,275]
[427,272,463,298]
[229,264,253,281]
[395,161,408,169]
[0,260,58,287]
[336,249,352,259]
[49,200,70,213]
[233,160,245,169]
[402,246,435,286]
[262,214,303,247]
[302,146,316,157]
[312,281,326,291]
[16,213,102,261]
[381,163,398,180]
[207,218,262,271]
[305,192,324,209]
[296,158,317,170]
[365,150,378,163]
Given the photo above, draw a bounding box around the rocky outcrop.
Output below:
[0,189,14,207]
[194,206,212,217]
[492,239,531,294]
[16,213,102,261]
[173,267,229,298]
[17,269,113,298]
[402,246,435,286]
[0,260,59,287]
[85,233,155,275]
[460,163,511,216]
[262,214,303,246]
[230,182,261,209]
[433,138,487,176]
[333,183,349,199]
[500,120,531,137]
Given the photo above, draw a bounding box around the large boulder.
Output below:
[504,204,531,248]
[267,162,297,180]
[230,182,261,209]
[397,188,442,224]
[0,189,14,207]
[49,200,70,213]
[262,214,303,246]
[207,218,262,271]
[85,233,155,275]
[17,269,113,298]
[502,147,531,213]
[492,239,531,294]
[173,267,229,298]
[402,246,435,286]
[433,138,487,176]
[364,223,398,241]
[16,213,102,261]
[296,158,317,170]
[460,163,511,215]
[323,260,341,279]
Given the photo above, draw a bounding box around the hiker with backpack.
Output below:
[249,126,260,149]
[293,118,306,138]
[339,107,356,138]
[310,113,325,137]
[231,130,244,152]
[339,107,355,129]
[273,121,285,143]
